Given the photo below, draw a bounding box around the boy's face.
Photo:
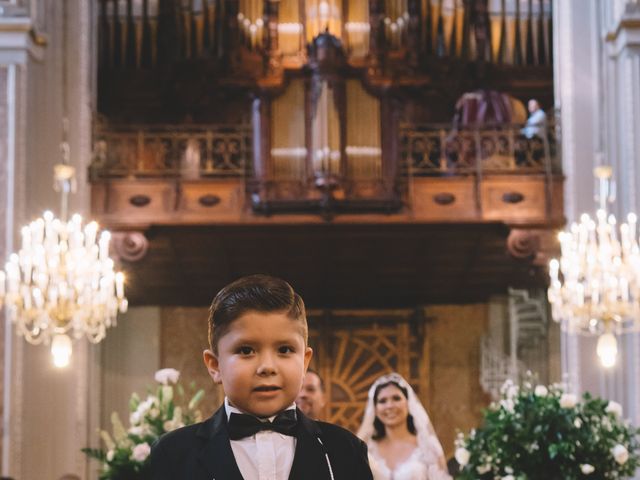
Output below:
[204,310,313,418]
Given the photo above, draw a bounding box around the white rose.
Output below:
[154,368,180,385]
[476,464,491,474]
[500,379,514,394]
[580,464,595,474]
[129,411,141,426]
[606,401,623,418]
[560,393,578,408]
[137,398,154,415]
[455,447,470,466]
[131,442,151,462]
[106,449,115,462]
[574,418,583,428]
[534,385,548,397]
[612,444,629,465]
[500,399,515,413]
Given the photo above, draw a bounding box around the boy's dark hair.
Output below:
[208,274,307,353]
[371,380,417,440]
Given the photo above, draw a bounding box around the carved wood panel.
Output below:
[308,310,426,433]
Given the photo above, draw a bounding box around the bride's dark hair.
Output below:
[371,380,417,440]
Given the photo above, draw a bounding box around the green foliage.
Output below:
[454,380,640,480]
[83,369,205,480]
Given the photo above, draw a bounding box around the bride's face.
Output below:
[374,384,409,429]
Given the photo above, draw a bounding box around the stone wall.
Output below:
[424,304,490,458]
[160,307,223,416]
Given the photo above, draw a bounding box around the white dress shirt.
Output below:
[522,108,547,138]
[225,397,297,480]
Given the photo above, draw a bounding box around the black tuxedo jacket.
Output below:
[150,406,373,480]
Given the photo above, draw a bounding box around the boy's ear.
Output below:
[203,349,223,384]
[303,346,313,371]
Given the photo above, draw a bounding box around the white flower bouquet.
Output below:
[83,368,204,480]
[454,379,640,479]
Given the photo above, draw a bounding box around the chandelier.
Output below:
[0,0,127,367]
[0,166,128,367]
[548,166,640,368]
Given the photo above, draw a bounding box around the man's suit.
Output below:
[150,406,373,480]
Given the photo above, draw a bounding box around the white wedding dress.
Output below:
[367,442,451,480]
[357,373,452,480]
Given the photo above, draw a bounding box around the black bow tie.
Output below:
[227,409,298,440]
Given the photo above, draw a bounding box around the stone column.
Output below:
[1,1,99,478]
[0,7,44,475]
[604,1,640,429]
[553,0,601,397]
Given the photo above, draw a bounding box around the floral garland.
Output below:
[454,379,640,480]
[83,368,204,480]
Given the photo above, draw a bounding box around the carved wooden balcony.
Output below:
[89,118,562,228]
[89,118,563,306]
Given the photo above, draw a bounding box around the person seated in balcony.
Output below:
[516,99,548,167]
[521,99,547,139]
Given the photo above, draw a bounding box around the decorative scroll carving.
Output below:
[309,311,423,432]
[111,231,149,262]
[507,229,540,260]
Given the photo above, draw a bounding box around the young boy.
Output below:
[150,274,373,480]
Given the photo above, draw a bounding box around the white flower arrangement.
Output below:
[455,379,640,479]
[83,369,204,480]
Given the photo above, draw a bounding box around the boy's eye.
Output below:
[237,346,254,355]
[278,345,295,354]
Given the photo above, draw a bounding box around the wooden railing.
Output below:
[90,123,251,179]
[91,119,559,181]
[400,119,560,176]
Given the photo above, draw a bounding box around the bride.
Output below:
[357,373,451,480]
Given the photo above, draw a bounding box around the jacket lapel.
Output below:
[196,406,245,480]
[288,409,331,480]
